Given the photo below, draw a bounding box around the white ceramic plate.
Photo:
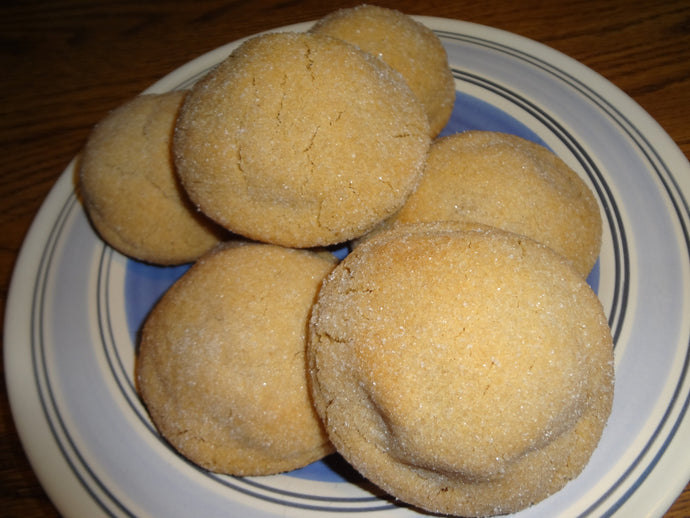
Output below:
[5,17,690,518]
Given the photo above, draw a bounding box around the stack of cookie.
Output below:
[78,5,614,517]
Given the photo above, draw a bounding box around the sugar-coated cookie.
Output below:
[381,131,602,277]
[310,4,455,137]
[174,31,430,248]
[308,221,614,516]
[79,92,226,265]
[136,241,337,476]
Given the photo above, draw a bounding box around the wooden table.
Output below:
[1,1,688,516]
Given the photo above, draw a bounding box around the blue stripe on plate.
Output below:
[32,194,135,517]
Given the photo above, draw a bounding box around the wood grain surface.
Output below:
[1,1,688,516]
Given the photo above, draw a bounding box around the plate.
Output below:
[5,17,690,518]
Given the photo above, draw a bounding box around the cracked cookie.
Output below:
[79,91,227,264]
[173,31,430,248]
[308,221,614,516]
[136,241,337,476]
[310,4,455,137]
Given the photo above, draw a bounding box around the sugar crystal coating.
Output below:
[308,221,614,516]
[378,131,602,277]
[310,4,456,137]
[174,31,431,248]
[136,241,337,475]
[79,91,227,264]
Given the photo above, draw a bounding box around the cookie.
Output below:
[381,131,602,277]
[173,31,430,248]
[311,4,455,137]
[136,241,337,476]
[308,221,614,516]
[79,91,227,265]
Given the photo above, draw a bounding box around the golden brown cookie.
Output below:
[173,31,430,248]
[381,131,602,277]
[136,241,337,476]
[79,91,227,265]
[310,5,455,137]
[308,221,614,516]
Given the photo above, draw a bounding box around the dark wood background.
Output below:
[1,0,688,516]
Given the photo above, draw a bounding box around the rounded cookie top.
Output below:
[136,241,337,476]
[308,222,614,516]
[385,131,602,277]
[174,31,431,248]
[310,4,455,137]
[79,91,227,265]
